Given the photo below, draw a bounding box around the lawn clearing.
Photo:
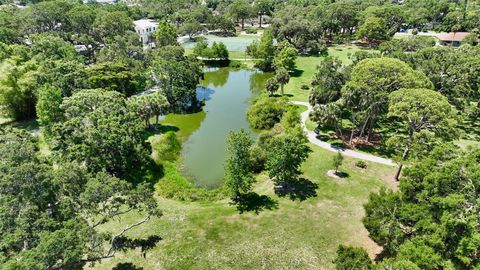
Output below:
[284,45,366,102]
[88,144,395,270]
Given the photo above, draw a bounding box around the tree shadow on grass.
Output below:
[112,262,144,270]
[114,235,163,259]
[231,192,278,214]
[274,178,318,201]
[157,125,180,134]
[334,171,350,178]
[291,69,304,78]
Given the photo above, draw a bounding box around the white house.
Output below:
[133,19,159,45]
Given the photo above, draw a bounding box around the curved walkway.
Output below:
[292,101,396,167]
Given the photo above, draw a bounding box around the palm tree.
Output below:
[275,67,290,95]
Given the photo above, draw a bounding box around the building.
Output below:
[133,19,159,45]
[437,32,469,47]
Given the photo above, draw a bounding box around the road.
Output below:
[292,101,396,167]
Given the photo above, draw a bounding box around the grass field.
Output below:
[89,141,395,270]
[284,45,365,102]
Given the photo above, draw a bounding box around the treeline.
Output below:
[270,0,480,52]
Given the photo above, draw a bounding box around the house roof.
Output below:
[133,19,159,29]
[437,32,469,42]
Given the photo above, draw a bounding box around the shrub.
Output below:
[355,160,367,169]
[249,145,267,173]
[257,129,279,149]
[194,36,206,42]
[280,106,301,130]
[149,131,181,164]
[333,245,373,270]
[156,162,227,201]
[245,27,257,34]
[193,41,229,59]
[247,95,288,129]
[229,60,245,69]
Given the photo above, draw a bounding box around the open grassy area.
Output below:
[89,142,395,270]
[284,45,365,102]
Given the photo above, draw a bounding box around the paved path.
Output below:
[292,101,396,167]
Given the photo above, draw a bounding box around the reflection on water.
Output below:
[180,68,272,188]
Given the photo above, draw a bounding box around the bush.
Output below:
[247,95,288,129]
[229,60,245,69]
[150,131,181,164]
[249,145,267,173]
[245,27,257,34]
[193,41,229,60]
[355,160,367,169]
[280,106,301,130]
[194,36,206,42]
[156,162,227,201]
[333,245,373,270]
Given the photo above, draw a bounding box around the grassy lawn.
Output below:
[89,143,395,270]
[284,45,365,102]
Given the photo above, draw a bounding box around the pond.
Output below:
[181,35,260,52]
[162,68,271,188]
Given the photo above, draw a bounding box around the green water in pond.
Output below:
[171,68,271,188]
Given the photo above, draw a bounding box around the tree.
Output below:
[361,145,480,269]
[209,15,235,35]
[247,95,287,129]
[211,41,229,59]
[273,46,297,71]
[332,151,344,174]
[256,30,275,70]
[271,5,318,52]
[149,46,202,110]
[275,67,290,96]
[309,56,346,105]
[387,88,457,180]
[0,128,160,269]
[254,0,273,28]
[93,11,134,42]
[30,33,80,61]
[227,0,254,30]
[128,91,169,128]
[333,245,373,270]
[87,62,145,96]
[37,59,88,97]
[310,102,343,138]
[96,32,145,69]
[316,2,358,39]
[0,7,22,43]
[51,89,147,177]
[463,32,479,46]
[363,188,405,256]
[179,21,204,39]
[36,85,63,136]
[357,17,390,45]
[153,21,179,47]
[342,58,433,142]
[407,47,480,109]
[67,5,96,35]
[265,77,279,96]
[0,58,39,120]
[266,132,311,185]
[224,129,255,197]
[359,4,405,36]
[23,0,72,34]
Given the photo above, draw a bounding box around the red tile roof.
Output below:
[437,32,469,42]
